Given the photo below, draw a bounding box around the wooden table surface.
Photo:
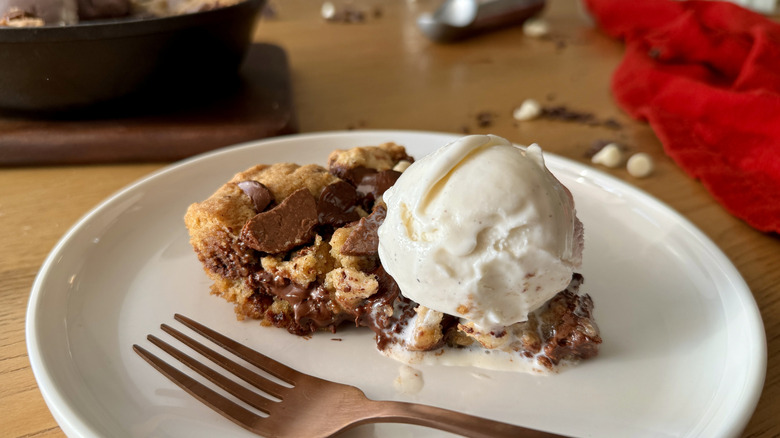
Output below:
[1,0,778,436]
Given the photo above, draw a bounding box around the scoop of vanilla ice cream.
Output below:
[377,134,584,329]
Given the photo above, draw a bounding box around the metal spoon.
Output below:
[418,0,546,42]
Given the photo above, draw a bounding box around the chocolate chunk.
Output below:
[238,180,274,212]
[342,203,387,256]
[317,181,361,227]
[356,169,401,202]
[329,165,376,186]
[328,166,401,207]
[240,188,318,254]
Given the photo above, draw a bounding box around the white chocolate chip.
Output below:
[523,18,550,38]
[321,2,336,20]
[627,153,654,178]
[591,143,623,168]
[513,98,542,121]
[393,160,412,173]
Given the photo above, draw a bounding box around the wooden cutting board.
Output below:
[0,43,296,165]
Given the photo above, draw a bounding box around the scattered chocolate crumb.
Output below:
[541,105,621,129]
[542,105,595,124]
[460,125,471,134]
[344,7,365,22]
[538,34,581,52]
[602,118,623,130]
[346,120,368,130]
[476,111,495,128]
[331,338,343,341]
[323,2,371,23]
[240,188,318,254]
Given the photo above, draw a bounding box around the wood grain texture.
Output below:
[1,0,778,436]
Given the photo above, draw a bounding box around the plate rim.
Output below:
[25,129,767,438]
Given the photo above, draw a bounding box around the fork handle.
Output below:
[362,400,568,438]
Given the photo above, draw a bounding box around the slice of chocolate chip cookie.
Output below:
[184,143,413,336]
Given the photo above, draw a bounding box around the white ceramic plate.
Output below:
[27,131,766,438]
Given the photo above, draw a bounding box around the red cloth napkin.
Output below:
[583,0,780,233]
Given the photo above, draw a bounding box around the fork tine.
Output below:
[159,324,288,399]
[174,314,301,384]
[133,344,270,435]
[147,333,281,411]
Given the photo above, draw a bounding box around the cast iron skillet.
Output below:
[0,0,265,114]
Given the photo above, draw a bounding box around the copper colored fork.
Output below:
[133,314,567,438]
